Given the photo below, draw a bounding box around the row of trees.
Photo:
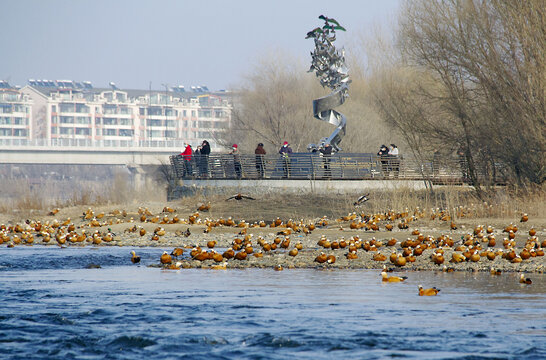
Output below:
[225,0,544,191]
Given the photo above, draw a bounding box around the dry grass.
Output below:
[1,178,544,227]
[169,185,545,224]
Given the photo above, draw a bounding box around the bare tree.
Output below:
[397,0,545,187]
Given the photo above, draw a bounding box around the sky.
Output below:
[1,0,400,91]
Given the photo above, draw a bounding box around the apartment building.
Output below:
[0,80,231,150]
[0,81,33,140]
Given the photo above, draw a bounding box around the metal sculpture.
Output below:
[306,15,350,152]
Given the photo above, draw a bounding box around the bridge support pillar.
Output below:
[127,164,146,190]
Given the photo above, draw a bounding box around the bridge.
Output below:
[0,139,181,166]
[0,140,181,189]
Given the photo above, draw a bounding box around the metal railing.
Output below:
[170,153,480,183]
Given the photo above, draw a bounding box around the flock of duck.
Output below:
[1,203,542,295]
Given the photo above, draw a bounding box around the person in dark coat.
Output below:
[279,141,292,178]
[255,143,266,178]
[230,144,242,178]
[377,144,389,176]
[198,140,211,177]
[319,143,333,178]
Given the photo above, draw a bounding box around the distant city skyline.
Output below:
[1,0,400,91]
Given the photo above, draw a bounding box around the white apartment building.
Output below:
[0,80,231,151]
[0,81,33,140]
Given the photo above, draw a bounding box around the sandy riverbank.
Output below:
[1,194,544,273]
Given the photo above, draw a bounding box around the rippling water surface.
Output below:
[1,246,545,359]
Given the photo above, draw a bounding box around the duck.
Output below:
[222,248,235,259]
[314,252,327,263]
[167,261,182,270]
[197,202,211,212]
[234,251,248,260]
[160,251,172,264]
[130,250,141,264]
[490,267,501,275]
[193,250,209,261]
[207,240,217,249]
[226,193,255,201]
[289,248,299,257]
[519,274,532,285]
[211,262,227,270]
[346,250,358,260]
[381,271,408,282]
[212,251,224,263]
[171,247,184,258]
[326,254,336,264]
[418,285,440,296]
[274,264,284,271]
[451,252,466,263]
[373,252,387,262]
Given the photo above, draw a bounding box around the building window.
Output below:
[198,110,211,118]
[103,118,117,125]
[103,129,116,136]
[150,130,161,138]
[59,127,74,135]
[119,129,134,137]
[60,116,74,124]
[75,128,90,135]
[76,116,91,124]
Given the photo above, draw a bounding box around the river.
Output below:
[1,246,545,359]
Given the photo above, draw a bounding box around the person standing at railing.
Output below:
[181,143,193,177]
[230,144,242,179]
[255,143,266,178]
[279,141,292,178]
[377,144,389,176]
[198,140,211,178]
[389,144,400,178]
[319,142,333,178]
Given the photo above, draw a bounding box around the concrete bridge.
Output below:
[0,144,179,189]
[0,144,177,166]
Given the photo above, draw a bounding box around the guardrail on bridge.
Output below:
[169,153,472,183]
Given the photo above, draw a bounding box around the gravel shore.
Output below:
[1,200,544,273]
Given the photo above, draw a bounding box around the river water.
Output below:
[1,246,545,359]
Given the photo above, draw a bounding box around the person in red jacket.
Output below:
[180,143,193,177]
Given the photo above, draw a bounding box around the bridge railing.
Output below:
[170,153,480,183]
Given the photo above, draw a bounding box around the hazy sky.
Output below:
[2,0,400,91]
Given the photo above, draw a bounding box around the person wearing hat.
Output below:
[230,143,242,178]
[255,143,266,178]
[278,141,293,178]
